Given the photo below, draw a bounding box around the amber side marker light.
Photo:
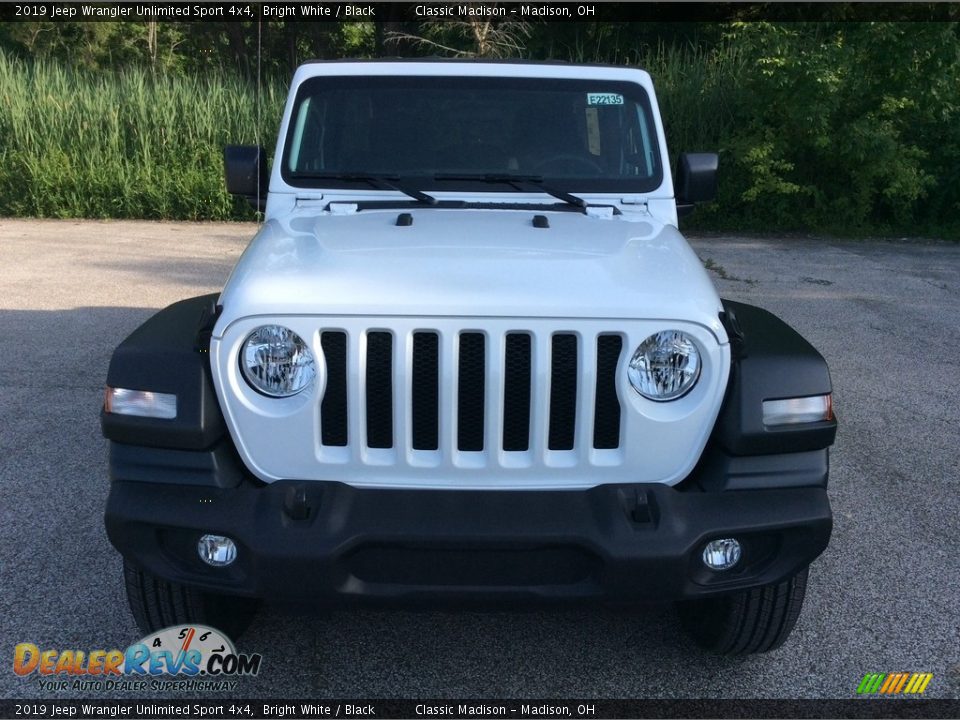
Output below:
[762,394,833,426]
[104,386,177,419]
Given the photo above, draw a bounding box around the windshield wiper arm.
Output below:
[433,173,587,209]
[289,172,437,205]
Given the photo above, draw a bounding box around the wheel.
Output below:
[677,566,809,655]
[123,559,259,640]
[532,154,604,176]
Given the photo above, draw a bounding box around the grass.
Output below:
[647,42,749,166]
[0,52,284,220]
[0,44,955,239]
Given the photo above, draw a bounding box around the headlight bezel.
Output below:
[239,324,317,398]
[627,330,702,402]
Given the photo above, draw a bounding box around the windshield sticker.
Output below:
[587,93,624,106]
[585,108,602,155]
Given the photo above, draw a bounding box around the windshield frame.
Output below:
[279,75,665,195]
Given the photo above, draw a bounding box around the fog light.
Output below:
[702,538,741,571]
[198,534,237,567]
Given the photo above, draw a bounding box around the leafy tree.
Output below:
[711,21,959,234]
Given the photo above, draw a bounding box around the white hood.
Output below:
[215,207,727,341]
[210,204,732,488]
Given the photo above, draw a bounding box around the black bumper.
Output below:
[105,469,832,604]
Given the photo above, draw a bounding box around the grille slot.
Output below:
[502,333,532,451]
[457,332,486,451]
[411,332,439,451]
[320,331,348,446]
[548,334,578,450]
[593,335,623,449]
[365,331,393,449]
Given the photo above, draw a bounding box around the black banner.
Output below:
[0,2,958,23]
[3,699,960,719]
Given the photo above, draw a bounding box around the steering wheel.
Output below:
[532,154,604,176]
[436,139,512,172]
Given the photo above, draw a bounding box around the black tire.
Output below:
[677,566,809,655]
[123,560,259,640]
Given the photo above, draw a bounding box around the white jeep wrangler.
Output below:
[103,60,836,655]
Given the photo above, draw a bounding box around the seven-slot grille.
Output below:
[319,329,623,456]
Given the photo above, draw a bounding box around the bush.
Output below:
[658,23,960,237]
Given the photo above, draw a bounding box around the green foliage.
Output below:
[648,22,960,237]
[0,52,283,220]
[382,19,531,58]
[678,22,960,236]
[0,20,958,237]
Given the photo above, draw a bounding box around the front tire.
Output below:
[123,560,259,639]
[677,566,809,654]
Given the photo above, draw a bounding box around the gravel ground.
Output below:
[0,219,957,701]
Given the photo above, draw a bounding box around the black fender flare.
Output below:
[713,299,837,456]
[101,294,226,451]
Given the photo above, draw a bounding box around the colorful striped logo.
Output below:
[857,673,933,695]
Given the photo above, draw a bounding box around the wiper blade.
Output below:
[289,172,437,205]
[433,173,587,208]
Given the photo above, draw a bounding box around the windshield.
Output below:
[281,75,664,193]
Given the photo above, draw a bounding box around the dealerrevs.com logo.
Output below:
[13,625,262,692]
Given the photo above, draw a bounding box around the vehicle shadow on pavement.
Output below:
[84,256,238,290]
[0,306,159,391]
[240,602,759,698]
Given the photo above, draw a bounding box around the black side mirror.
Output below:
[675,152,718,217]
[224,145,268,212]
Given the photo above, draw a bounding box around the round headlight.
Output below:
[240,325,316,397]
[627,330,701,401]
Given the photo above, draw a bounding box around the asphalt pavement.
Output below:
[1,219,957,700]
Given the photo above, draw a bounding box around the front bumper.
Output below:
[105,468,832,604]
